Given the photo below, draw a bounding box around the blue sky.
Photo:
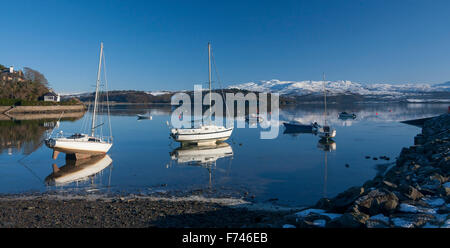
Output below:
[1,0,450,93]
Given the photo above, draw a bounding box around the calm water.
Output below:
[0,103,447,207]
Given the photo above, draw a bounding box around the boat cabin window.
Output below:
[69,133,85,139]
[88,138,100,142]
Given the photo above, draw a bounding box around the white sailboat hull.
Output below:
[171,126,233,145]
[46,138,112,154]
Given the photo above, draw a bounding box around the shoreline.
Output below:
[1,104,86,114]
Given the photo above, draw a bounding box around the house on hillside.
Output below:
[0,66,24,82]
[42,91,60,102]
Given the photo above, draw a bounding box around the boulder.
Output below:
[328,187,365,213]
[327,211,369,228]
[353,189,398,215]
[313,198,333,210]
[400,185,424,201]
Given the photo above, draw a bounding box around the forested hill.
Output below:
[0,64,51,101]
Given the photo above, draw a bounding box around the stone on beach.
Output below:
[422,197,445,207]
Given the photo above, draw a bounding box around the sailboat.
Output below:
[317,74,336,140]
[170,43,233,145]
[45,42,113,154]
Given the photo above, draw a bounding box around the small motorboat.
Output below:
[245,113,263,123]
[283,121,320,133]
[137,113,152,120]
[338,112,356,119]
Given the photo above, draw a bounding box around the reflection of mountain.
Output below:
[170,142,233,165]
[0,117,81,155]
[280,103,448,127]
[45,154,113,186]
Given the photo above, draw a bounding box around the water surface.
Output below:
[0,103,446,207]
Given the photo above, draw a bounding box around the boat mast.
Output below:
[91,42,103,137]
[323,73,327,126]
[208,42,212,123]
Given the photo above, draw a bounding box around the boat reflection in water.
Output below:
[283,122,317,137]
[317,139,336,152]
[45,154,113,186]
[317,139,336,198]
[169,142,233,186]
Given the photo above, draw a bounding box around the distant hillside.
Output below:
[229,79,450,96]
[65,81,450,106]
[72,90,173,104]
[67,88,290,105]
[229,79,450,103]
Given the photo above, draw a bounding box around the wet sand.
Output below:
[0,195,295,228]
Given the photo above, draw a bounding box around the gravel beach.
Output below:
[0,195,295,228]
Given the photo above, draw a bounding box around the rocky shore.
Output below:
[282,113,450,228]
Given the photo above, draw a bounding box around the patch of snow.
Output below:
[312,219,327,228]
[228,79,450,96]
[399,203,419,213]
[294,208,326,218]
[146,91,171,96]
[442,219,450,228]
[370,214,390,224]
[282,224,296,228]
[392,218,414,228]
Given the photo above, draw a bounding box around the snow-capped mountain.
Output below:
[228,79,450,96]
